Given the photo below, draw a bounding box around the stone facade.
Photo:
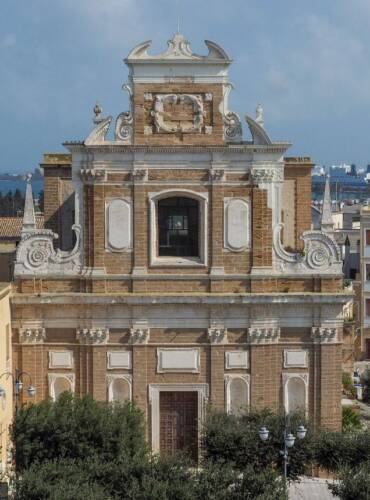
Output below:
[11,34,350,455]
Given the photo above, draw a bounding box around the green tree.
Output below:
[202,410,314,480]
[12,393,147,471]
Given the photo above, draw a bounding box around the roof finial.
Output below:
[21,174,36,236]
[93,102,103,124]
[321,175,334,233]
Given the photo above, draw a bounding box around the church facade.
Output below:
[11,34,348,459]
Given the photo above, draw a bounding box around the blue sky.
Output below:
[1,0,370,172]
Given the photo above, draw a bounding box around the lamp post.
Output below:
[259,414,307,486]
[0,369,36,415]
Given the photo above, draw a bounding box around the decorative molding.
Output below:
[273,224,343,275]
[130,328,150,345]
[245,114,272,146]
[107,374,132,402]
[152,93,205,134]
[144,125,153,135]
[80,168,106,182]
[131,169,148,182]
[311,327,338,344]
[157,348,200,373]
[19,327,46,344]
[204,126,213,135]
[85,116,112,145]
[251,167,283,184]
[15,224,82,277]
[204,93,213,102]
[208,328,227,345]
[224,197,250,252]
[107,351,132,370]
[209,169,225,182]
[225,351,249,370]
[76,328,109,345]
[144,93,153,101]
[283,350,308,368]
[223,111,242,143]
[105,198,132,252]
[49,351,73,369]
[115,112,133,144]
[247,327,280,344]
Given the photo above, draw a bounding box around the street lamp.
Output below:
[259,414,307,483]
[0,369,36,414]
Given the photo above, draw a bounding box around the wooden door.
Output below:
[159,391,198,461]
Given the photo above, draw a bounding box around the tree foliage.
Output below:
[342,406,362,432]
[202,409,314,480]
[12,393,147,472]
[314,430,370,472]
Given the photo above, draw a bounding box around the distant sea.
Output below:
[0,179,44,196]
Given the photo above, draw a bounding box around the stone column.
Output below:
[208,328,227,409]
[312,327,342,430]
[209,169,225,292]
[132,169,148,292]
[248,327,281,411]
[130,327,150,418]
[19,327,46,404]
[76,328,109,401]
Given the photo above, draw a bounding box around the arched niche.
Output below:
[48,373,75,401]
[225,375,250,416]
[283,373,308,415]
[107,375,132,403]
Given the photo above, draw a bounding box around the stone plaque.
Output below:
[225,351,249,370]
[224,198,250,251]
[107,351,132,370]
[283,350,308,368]
[49,351,73,369]
[157,348,200,373]
[106,198,131,252]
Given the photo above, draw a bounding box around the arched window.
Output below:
[225,375,250,415]
[107,376,132,403]
[158,197,199,257]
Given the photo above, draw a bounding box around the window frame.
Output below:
[149,189,208,267]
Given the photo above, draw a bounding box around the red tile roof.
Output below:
[0,216,44,239]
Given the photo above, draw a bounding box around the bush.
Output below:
[315,431,370,472]
[342,407,362,433]
[329,462,370,500]
[12,393,147,472]
[10,457,288,500]
[202,410,314,480]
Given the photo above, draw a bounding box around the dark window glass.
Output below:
[158,197,199,257]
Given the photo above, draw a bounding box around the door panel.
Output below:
[159,391,198,461]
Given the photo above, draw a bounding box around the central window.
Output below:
[158,197,199,257]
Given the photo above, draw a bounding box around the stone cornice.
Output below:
[11,292,351,306]
[76,328,109,345]
[64,143,292,155]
